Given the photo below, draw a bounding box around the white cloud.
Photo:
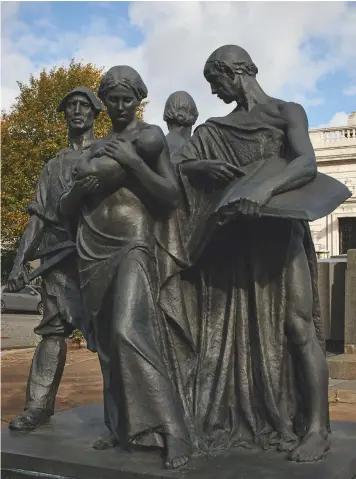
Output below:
[1,2,356,131]
[318,111,349,128]
[292,94,325,108]
[0,1,20,23]
[343,85,356,96]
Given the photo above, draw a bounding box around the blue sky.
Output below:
[2,1,356,129]
[16,2,144,48]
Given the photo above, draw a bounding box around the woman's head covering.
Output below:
[98,66,148,103]
[204,45,258,78]
[57,86,103,113]
[163,91,199,127]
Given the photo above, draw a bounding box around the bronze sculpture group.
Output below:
[5,45,352,471]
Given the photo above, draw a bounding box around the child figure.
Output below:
[73,127,165,191]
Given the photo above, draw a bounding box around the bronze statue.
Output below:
[163,91,199,155]
[59,66,191,470]
[5,87,102,431]
[168,45,350,463]
[5,49,352,474]
[56,54,350,469]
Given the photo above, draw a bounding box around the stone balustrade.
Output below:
[310,125,356,148]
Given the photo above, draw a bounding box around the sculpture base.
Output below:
[2,405,356,479]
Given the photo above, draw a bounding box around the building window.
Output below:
[339,217,356,254]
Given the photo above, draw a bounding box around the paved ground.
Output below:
[1,346,102,426]
[1,345,356,428]
[1,313,41,350]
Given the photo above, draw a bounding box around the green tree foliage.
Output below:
[1,60,147,251]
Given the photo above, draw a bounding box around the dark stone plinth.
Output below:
[345,249,356,354]
[2,405,356,479]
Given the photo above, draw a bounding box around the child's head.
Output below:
[134,129,164,165]
[163,91,199,129]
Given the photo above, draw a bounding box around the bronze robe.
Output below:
[167,111,330,453]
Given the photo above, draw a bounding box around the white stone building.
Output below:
[309,112,356,257]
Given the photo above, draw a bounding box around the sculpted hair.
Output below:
[204,45,258,78]
[163,91,199,127]
[98,65,148,103]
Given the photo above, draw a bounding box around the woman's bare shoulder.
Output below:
[139,121,164,138]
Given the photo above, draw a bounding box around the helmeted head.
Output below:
[57,86,103,132]
[203,45,258,104]
[98,65,148,127]
[163,91,199,128]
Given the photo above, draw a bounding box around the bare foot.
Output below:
[164,435,190,470]
[265,431,298,452]
[288,431,330,462]
[276,437,298,453]
[92,431,119,450]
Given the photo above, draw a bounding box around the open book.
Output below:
[213,157,351,222]
[187,157,351,259]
